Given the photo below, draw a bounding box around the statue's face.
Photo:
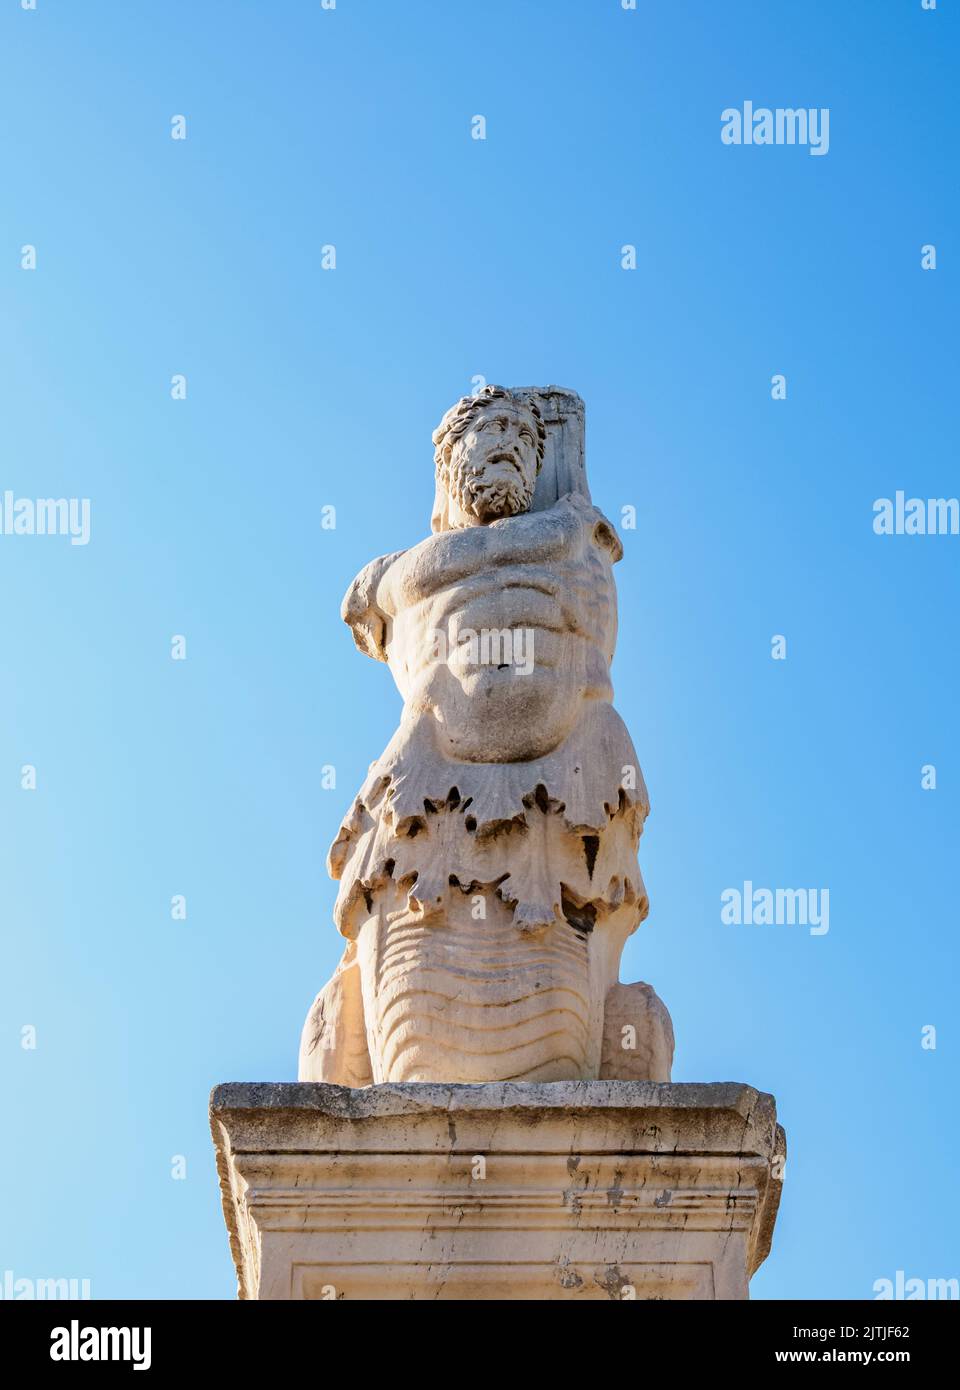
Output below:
[446,401,541,524]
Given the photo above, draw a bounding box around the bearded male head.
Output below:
[431,386,546,532]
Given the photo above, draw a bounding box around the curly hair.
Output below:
[432,386,547,476]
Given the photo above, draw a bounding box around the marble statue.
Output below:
[299,386,673,1085]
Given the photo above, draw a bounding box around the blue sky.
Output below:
[1,0,957,1299]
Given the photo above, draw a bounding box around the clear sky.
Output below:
[1,0,957,1300]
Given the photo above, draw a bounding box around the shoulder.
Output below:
[555,493,623,562]
[341,549,407,662]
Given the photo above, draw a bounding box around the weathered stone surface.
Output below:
[212,386,786,1301]
[211,1081,785,1301]
[299,386,672,1086]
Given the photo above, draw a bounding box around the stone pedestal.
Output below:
[211,1081,785,1300]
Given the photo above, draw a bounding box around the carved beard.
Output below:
[445,454,534,524]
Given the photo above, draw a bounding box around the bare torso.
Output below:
[357,496,622,764]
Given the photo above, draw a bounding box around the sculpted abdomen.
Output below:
[396,578,593,761]
[446,581,565,643]
[435,663,583,762]
[387,547,615,761]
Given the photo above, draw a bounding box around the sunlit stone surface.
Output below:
[212,389,786,1301]
[211,1081,786,1301]
[299,387,672,1086]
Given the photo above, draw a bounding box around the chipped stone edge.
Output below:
[210,1080,785,1298]
[212,1078,766,1123]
